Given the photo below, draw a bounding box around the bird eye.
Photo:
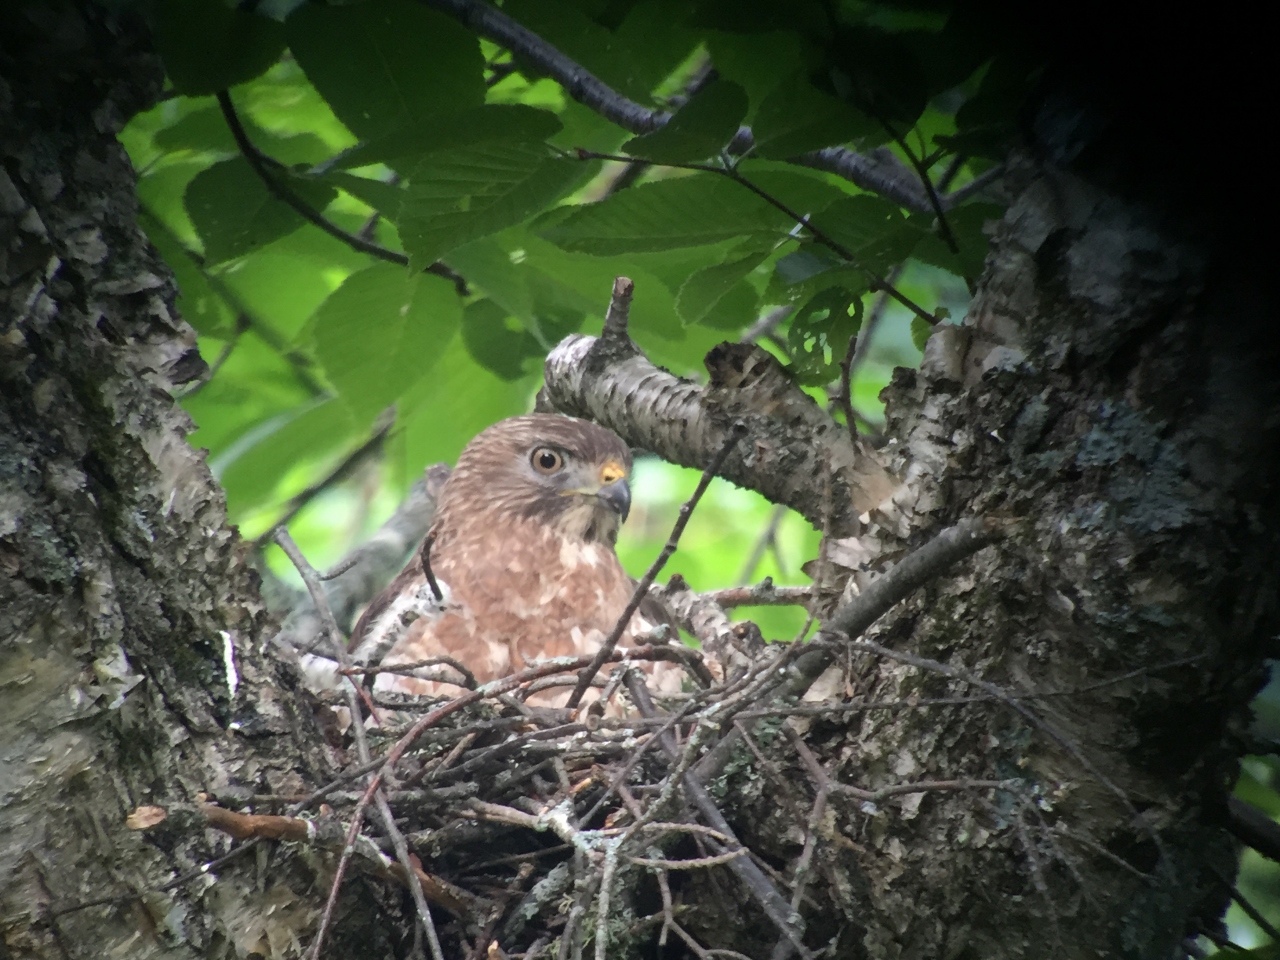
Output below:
[531,447,564,474]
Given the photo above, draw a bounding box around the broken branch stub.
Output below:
[542,279,898,536]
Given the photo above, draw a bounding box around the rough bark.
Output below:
[0,7,395,959]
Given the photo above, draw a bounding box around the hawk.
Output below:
[352,414,671,707]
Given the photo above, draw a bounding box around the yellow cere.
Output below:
[599,461,627,485]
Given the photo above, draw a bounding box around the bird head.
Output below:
[439,414,634,546]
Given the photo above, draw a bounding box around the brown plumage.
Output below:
[352,414,668,707]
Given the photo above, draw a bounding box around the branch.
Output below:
[418,0,936,213]
[215,90,468,296]
[273,463,449,651]
[542,281,898,537]
[1227,795,1280,864]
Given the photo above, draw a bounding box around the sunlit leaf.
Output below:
[339,105,563,170]
[287,0,484,141]
[311,264,462,421]
[399,145,588,270]
[154,0,286,96]
[184,158,336,264]
[622,79,749,163]
[539,175,781,254]
[787,286,863,386]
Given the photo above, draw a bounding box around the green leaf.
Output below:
[397,334,539,472]
[787,287,863,386]
[622,79,749,163]
[766,243,869,307]
[185,328,319,457]
[398,145,587,270]
[184,158,337,264]
[214,397,356,518]
[751,73,879,158]
[220,226,371,342]
[699,279,760,331]
[153,0,286,96]
[338,105,563,170]
[824,25,927,127]
[286,0,484,141]
[152,105,332,167]
[323,172,406,220]
[502,0,695,103]
[908,202,1001,281]
[676,247,771,325]
[461,300,543,381]
[538,175,788,255]
[809,195,921,274]
[312,264,462,420]
[910,316,933,353]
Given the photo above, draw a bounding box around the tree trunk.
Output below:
[0,7,380,959]
[3,4,1275,960]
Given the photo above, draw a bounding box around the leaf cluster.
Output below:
[119,0,1015,619]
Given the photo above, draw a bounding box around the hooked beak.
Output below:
[596,477,631,521]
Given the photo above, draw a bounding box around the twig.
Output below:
[1219,873,1280,942]
[215,90,468,295]
[738,505,789,584]
[879,120,958,253]
[624,674,814,958]
[941,163,1006,209]
[349,655,477,689]
[274,529,446,960]
[630,849,747,870]
[420,531,444,602]
[707,582,812,608]
[564,373,747,708]
[835,333,859,445]
[742,305,793,345]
